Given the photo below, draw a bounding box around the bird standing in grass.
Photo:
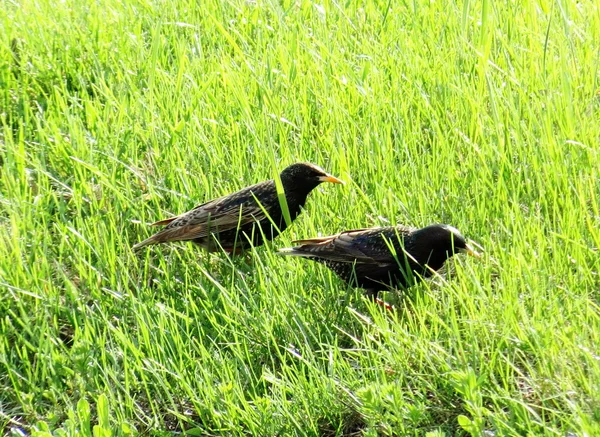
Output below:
[132,162,344,253]
[278,224,480,297]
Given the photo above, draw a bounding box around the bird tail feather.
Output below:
[276,247,315,258]
[132,236,157,251]
[292,236,335,245]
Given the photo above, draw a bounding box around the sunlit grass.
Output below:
[1,0,599,435]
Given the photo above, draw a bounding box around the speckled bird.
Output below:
[278,224,480,296]
[132,162,344,253]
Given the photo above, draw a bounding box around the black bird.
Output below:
[132,162,344,253]
[278,224,480,296]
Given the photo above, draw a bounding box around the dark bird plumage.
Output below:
[132,162,344,253]
[278,224,480,296]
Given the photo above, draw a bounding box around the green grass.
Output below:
[1,0,599,435]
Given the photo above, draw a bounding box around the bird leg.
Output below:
[365,289,394,312]
[375,298,394,312]
[226,247,246,256]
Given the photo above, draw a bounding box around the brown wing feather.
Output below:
[292,235,337,245]
[133,181,276,250]
[150,195,221,227]
[151,217,178,226]
[287,228,381,264]
[137,201,267,248]
[284,226,413,266]
[292,228,374,245]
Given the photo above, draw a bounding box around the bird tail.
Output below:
[276,247,315,258]
[132,236,158,251]
[132,216,179,251]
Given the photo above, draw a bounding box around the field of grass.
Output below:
[1,0,599,435]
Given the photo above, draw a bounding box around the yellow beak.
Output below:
[461,241,482,258]
[318,174,346,185]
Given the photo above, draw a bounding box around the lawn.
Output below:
[1,0,599,435]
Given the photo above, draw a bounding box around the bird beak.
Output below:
[318,174,346,185]
[461,240,482,258]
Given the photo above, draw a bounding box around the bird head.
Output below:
[411,224,480,270]
[279,162,345,190]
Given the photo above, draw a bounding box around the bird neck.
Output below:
[283,179,319,200]
[405,232,453,272]
[284,188,309,215]
[419,250,450,272]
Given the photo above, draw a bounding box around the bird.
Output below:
[277,224,480,297]
[132,162,345,253]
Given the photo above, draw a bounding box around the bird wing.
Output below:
[146,190,271,244]
[149,197,225,228]
[292,228,373,245]
[290,227,412,266]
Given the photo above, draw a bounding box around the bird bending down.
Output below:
[278,224,480,297]
[132,162,344,253]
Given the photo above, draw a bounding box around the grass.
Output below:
[1,0,599,435]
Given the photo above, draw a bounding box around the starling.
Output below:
[278,224,480,296]
[132,162,344,253]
